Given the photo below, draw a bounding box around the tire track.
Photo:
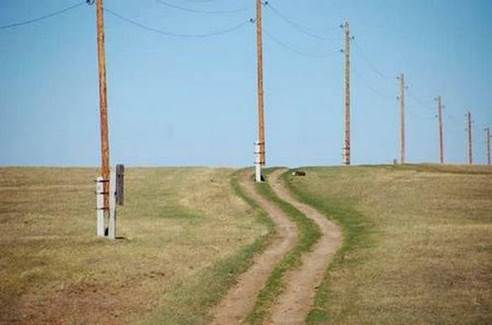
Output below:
[267,169,342,324]
[211,170,298,325]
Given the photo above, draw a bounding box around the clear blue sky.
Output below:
[1,0,491,167]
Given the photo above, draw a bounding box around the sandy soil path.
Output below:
[211,170,298,325]
[267,169,342,325]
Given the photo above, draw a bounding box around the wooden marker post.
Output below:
[108,169,117,240]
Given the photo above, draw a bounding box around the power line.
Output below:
[407,91,434,111]
[0,1,86,30]
[263,28,340,58]
[264,2,340,41]
[155,0,251,14]
[352,68,395,101]
[352,39,389,80]
[105,8,252,38]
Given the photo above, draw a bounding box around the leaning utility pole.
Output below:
[436,96,444,163]
[398,73,406,164]
[485,127,491,165]
[343,21,351,165]
[467,112,473,165]
[255,0,266,182]
[96,0,110,206]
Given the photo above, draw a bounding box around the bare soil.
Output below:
[211,170,298,325]
[267,169,342,324]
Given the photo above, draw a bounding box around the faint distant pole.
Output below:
[485,127,491,165]
[342,21,352,166]
[397,73,406,164]
[95,0,110,205]
[435,96,444,163]
[467,112,473,165]
[255,0,265,182]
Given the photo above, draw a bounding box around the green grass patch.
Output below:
[147,170,275,324]
[282,169,375,323]
[247,169,322,324]
[284,165,492,324]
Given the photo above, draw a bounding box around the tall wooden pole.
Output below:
[399,73,406,164]
[485,127,490,165]
[256,0,266,168]
[343,21,351,166]
[437,96,444,164]
[96,0,110,207]
[467,111,473,165]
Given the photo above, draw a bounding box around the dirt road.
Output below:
[267,169,342,324]
[211,169,342,324]
[211,170,298,325]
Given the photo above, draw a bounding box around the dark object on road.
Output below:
[291,170,306,177]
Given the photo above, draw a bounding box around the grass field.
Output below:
[285,164,492,324]
[0,168,268,324]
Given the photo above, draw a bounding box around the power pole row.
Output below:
[255,0,266,182]
[343,21,351,166]
[397,73,406,164]
[436,96,445,164]
[96,0,110,208]
[467,111,473,165]
[486,127,491,165]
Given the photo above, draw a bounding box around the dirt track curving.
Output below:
[211,169,342,324]
[211,170,298,325]
[267,169,342,325]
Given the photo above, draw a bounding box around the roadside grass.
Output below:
[285,165,492,324]
[247,169,322,324]
[282,170,374,323]
[148,170,275,324]
[0,167,268,324]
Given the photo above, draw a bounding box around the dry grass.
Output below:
[0,167,267,324]
[286,164,492,324]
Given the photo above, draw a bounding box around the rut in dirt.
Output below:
[210,170,298,325]
[266,169,342,325]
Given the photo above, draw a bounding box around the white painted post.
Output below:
[108,168,117,240]
[255,141,262,182]
[96,177,105,237]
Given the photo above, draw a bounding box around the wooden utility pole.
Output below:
[485,127,491,165]
[467,112,473,165]
[256,0,266,170]
[96,0,110,206]
[398,73,406,164]
[343,21,351,165]
[436,96,444,164]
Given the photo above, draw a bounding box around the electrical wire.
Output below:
[352,39,390,80]
[0,1,86,30]
[407,91,435,111]
[352,68,395,102]
[263,28,340,58]
[105,8,252,38]
[155,0,251,14]
[264,2,340,41]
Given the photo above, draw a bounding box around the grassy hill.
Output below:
[0,168,269,324]
[285,164,492,324]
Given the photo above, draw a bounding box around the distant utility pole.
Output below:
[467,111,473,165]
[436,96,445,164]
[397,73,406,164]
[255,0,266,182]
[485,127,491,165]
[343,21,352,166]
[96,0,110,206]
